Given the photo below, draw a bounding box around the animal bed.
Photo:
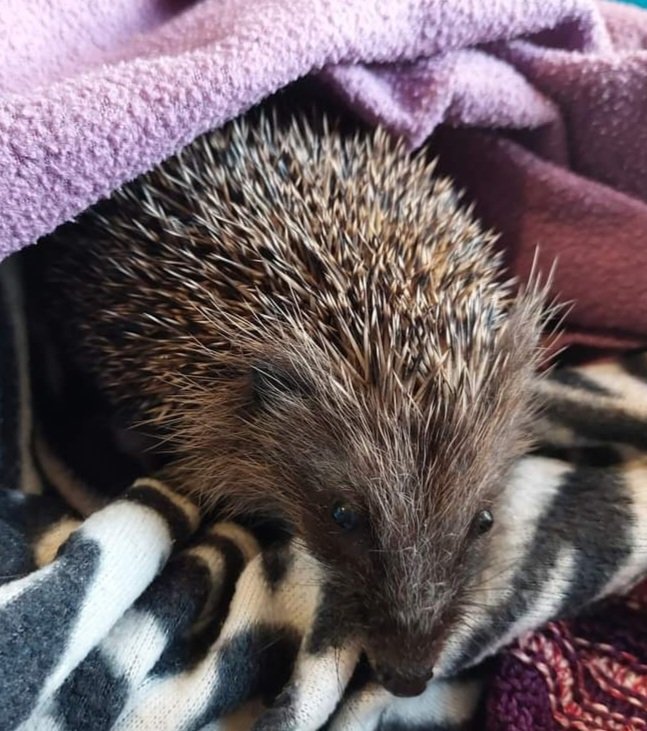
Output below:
[2,0,647,729]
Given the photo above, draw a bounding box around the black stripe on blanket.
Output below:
[201,533,247,617]
[150,537,247,677]
[531,443,624,468]
[549,465,634,612]
[124,483,195,545]
[262,541,294,590]
[446,464,633,674]
[55,648,129,731]
[620,350,647,381]
[189,626,301,731]
[548,368,612,395]
[0,536,101,729]
[541,397,647,450]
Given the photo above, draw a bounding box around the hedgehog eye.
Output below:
[473,509,494,535]
[332,501,360,531]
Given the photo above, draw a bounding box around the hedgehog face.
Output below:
[297,443,500,697]
[243,348,534,698]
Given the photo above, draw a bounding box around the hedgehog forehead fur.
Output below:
[38,108,548,676]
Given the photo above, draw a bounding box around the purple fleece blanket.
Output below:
[2,1,647,351]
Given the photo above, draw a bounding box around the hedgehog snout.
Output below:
[374,665,433,698]
[366,626,440,698]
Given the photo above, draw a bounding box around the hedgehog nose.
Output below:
[375,666,433,698]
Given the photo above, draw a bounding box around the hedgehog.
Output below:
[25,107,546,698]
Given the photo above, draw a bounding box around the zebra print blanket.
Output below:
[0,259,646,730]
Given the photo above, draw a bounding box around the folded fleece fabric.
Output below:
[2,0,647,353]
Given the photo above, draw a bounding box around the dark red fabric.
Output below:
[432,127,647,358]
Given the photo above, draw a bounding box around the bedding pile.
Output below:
[2,0,647,728]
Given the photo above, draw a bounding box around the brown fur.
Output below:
[28,109,547,695]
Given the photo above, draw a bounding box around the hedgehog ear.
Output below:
[250,360,312,409]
